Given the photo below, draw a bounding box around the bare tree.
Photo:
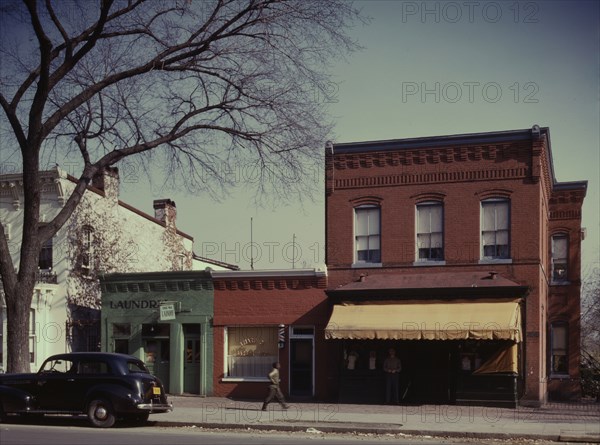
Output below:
[0,0,362,372]
[581,264,600,358]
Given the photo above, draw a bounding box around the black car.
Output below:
[0,352,172,427]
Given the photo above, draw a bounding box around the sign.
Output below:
[160,304,176,321]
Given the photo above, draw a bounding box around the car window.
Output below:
[40,359,74,374]
[127,360,150,374]
[77,361,110,375]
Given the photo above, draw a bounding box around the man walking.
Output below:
[261,362,289,410]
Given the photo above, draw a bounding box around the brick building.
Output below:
[323,126,587,406]
[211,269,330,400]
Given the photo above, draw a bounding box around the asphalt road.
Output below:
[0,422,556,445]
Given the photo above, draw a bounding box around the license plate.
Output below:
[152,387,161,395]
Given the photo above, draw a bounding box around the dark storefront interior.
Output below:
[333,339,519,407]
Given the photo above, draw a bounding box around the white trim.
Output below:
[351,262,382,268]
[478,259,513,264]
[412,260,446,267]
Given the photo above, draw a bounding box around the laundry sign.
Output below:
[160,303,176,321]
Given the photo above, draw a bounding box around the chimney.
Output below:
[153,199,177,227]
[92,166,119,199]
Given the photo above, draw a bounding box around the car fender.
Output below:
[83,383,138,413]
[0,385,33,413]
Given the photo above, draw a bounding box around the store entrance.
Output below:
[142,323,170,392]
[337,340,455,404]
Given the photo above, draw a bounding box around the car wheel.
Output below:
[87,399,116,428]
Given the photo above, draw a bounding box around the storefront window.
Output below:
[226,326,278,378]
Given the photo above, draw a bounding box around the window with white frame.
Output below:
[81,225,94,274]
[226,326,278,378]
[354,206,381,263]
[550,323,568,375]
[29,309,36,363]
[481,199,510,259]
[416,202,444,261]
[551,234,568,282]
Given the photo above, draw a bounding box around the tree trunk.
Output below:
[5,282,33,373]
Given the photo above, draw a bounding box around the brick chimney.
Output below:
[153,199,177,227]
[92,166,119,199]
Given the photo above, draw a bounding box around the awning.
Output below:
[473,343,519,374]
[324,300,522,342]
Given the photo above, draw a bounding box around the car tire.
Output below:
[87,398,116,428]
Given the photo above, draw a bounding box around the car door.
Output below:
[36,357,76,411]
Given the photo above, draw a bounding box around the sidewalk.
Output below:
[154,396,600,443]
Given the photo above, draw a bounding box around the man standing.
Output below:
[384,348,402,404]
[261,362,289,410]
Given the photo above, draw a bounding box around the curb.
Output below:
[153,420,565,442]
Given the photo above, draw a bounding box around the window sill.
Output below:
[478,258,513,264]
[413,260,446,267]
[550,281,571,286]
[549,374,570,380]
[221,377,270,383]
[351,262,382,269]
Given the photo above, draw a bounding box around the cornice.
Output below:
[334,166,528,190]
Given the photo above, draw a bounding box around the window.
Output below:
[481,200,510,259]
[550,323,568,375]
[551,235,568,282]
[77,360,110,375]
[40,358,74,373]
[226,326,278,379]
[29,309,36,363]
[354,206,381,263]
[39,236,53,270]
[416,202,444,261]
[81,226,94,274]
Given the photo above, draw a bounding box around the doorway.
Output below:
[142,323,170,392]
[183,324,201,394]
[289,327,314,397]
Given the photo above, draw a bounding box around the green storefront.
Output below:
[100,271,213,395]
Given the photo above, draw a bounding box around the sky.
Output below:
[98,1,600,273]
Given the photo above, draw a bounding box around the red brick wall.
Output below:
[212,275,330,399]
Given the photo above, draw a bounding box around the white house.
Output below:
[0,166,234,371]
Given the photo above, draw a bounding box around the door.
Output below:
[290,339,313,397]
[183,334,201,394]
[144,339,170,392]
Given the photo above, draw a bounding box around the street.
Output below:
[0,420,556,445]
